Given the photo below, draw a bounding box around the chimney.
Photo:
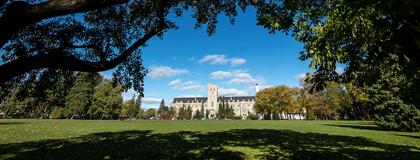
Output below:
[255,83,260,93]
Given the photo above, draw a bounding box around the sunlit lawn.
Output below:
[1,119,419,159]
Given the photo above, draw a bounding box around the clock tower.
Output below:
[207,83,218,118]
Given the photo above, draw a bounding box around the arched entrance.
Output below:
[208,109,216,119]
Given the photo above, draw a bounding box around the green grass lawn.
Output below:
[0,119,419,159]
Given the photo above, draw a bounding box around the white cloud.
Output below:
[199,54,246,66]
[181,82,203,91]
[210,70,264,85]
[188,57,195,61]
[210,71,233,80]
[142,97,163,104]
[228,77,261,85]
[168,79,182,86]
[234,72,252,79]
[148,65,189,79]
[176,94,204,98]
[230,58,246,66]
[227,71,265,85]
[199,54,228,64]
[219,88,248,96]
[169,79,204,91]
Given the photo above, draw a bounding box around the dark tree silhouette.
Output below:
[0,0,270,97]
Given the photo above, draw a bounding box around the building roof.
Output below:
[173,96,255,103]
[173,97,207,103]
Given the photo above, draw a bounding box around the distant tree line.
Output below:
[0,72,223,121]
[0,72,144,120]
[254,75,419,132]
[174,100,237,120]
[174,104,207,120]
[255,82,373,121]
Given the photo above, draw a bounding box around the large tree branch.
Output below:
[0,0,129,47]
[0,29,160,84]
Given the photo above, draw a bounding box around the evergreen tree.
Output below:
[193,109,201,119]
[218,100,230,119]
[159,99,165,109]
[178,104,186,120]
[186,106,193,120]
[225,101,235,119]
[65,72,101,119]
[90,79,123,119]
[365,69,420,131]
[198,109,203,119]
[201,102,205,119]
[217,102,224,119]
[205,109,210,119]
[157,99,169,120]
[168,106,176,120]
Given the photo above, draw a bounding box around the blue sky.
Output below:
[103,8,315,108]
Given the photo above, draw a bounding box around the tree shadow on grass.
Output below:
[0,122,27,125]
[0,129,419,160]
[324,124,383,131]
[394,134,420,139]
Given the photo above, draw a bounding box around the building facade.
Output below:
[172,84,256,119]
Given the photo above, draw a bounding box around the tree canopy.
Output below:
[255,86,301,120]
[0,71,144,120]
[90,79,123,119]
[0,0,280,99]
[65,72,101,118]
[254,0,419,131]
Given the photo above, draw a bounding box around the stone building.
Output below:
[172,84,257,119]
